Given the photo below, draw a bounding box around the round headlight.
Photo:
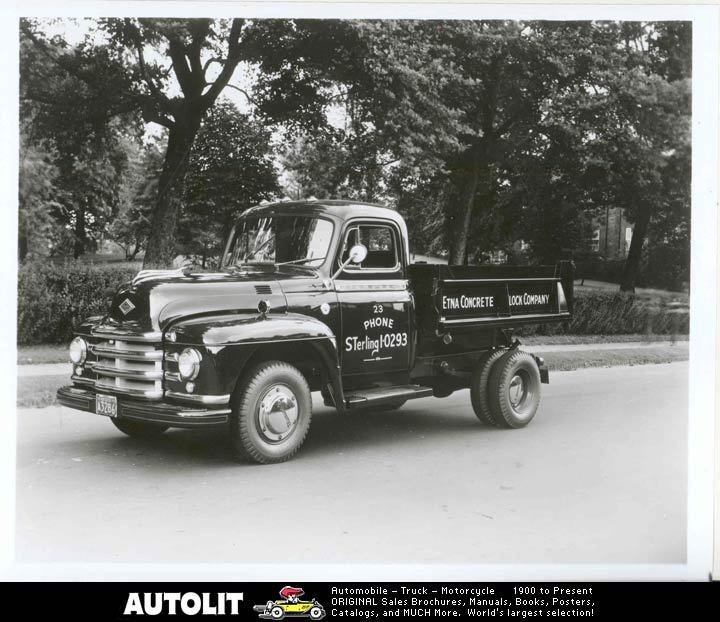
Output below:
[69,337,87,365]
[178,348,202,381]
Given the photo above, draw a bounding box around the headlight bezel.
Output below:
[177,347,202,381]
[69,336,88,365]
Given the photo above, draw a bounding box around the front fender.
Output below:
[169,312,336,347]
[166,313,341,398]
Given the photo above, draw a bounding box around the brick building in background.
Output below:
[589,207,634,260]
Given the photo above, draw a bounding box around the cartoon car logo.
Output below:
[253,586,326,620]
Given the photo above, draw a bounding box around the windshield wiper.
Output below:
[276,256,326,266]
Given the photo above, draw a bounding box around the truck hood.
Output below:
[101,267,304,334]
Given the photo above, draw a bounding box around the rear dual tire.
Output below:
[471,349,541,429]
[470,349,507,426]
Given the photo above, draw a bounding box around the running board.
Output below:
[344,384,433,409]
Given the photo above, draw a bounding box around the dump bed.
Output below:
[409,261,574,356]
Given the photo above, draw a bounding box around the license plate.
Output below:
[96,394,117,418]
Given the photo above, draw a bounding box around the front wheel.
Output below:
[230,361,312,464]
[309,606,325,620]
[488,350,542,428]
[270,606,285,620]
[111,418,169,438]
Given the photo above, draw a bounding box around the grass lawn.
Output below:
[17,344,688,409]
[17,374,67,408]
[17,345,68,365]
[574,278,688,304]
[542,345,688,371]
[520,333,687,345]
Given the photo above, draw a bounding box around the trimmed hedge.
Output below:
[18,263,689,345]
[522,291,689,336]
[18,261,138,345]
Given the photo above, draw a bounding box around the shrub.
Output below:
[523,291,689,336]
[18,261,138,345]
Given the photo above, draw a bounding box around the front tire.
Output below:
[230,361,312,464]
[488,350,541,428]
[111,418,169,438]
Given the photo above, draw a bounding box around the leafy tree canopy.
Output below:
[19,18,691,292]
[178,99,279,266]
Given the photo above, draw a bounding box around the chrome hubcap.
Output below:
[508,373,526,408]
[258,384,299,443]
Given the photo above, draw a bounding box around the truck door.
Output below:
[335,220,411,379]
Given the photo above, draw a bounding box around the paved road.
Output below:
[15,362,688,564]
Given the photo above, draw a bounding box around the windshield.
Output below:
[223,214,334,268]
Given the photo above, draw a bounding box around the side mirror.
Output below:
[332,244,368,280]
[348,244,368,264]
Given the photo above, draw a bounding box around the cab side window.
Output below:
[340,224,399,272]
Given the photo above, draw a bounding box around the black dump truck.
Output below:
[58,200,573,463]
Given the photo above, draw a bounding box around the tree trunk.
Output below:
[619,204,650,293]
[142,122,199,268]
[73,206,86,259]
[447,172,479,265]
[446,153,487,265]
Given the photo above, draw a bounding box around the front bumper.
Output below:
[57,386,230,428]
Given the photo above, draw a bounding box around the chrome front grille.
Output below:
[86,338,164,399]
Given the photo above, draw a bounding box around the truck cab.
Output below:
[58,200,573,464]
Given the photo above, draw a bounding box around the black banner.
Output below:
[1,581,717,620]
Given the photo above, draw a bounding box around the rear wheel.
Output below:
[470,348,507,426]
[230,361,312,464]
[488,350,541,428]
[111,418,168,438]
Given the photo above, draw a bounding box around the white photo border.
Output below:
[1,1,717,582]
